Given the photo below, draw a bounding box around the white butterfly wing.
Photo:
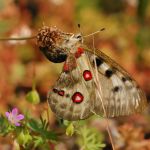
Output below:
[86,49,147,117]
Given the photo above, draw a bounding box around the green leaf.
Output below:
[77,126,105,150]
[34,136,44,148]
[28,119,57,141]
[27,119,40,132]
[0,115,11,136]
[41,130,57,140]
[26,90,40,104]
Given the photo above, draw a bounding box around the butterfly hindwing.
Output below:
[48,52,95,120]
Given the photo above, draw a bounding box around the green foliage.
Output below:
[0,115,10,136]
[34,136,45,148]
[137,0,149,23]
[77,126,105,150]
[27,118,57,141]
[64,120,105,150]
[135,27,150,50]
[0,113,57,149]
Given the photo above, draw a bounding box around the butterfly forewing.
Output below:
[85,48,147,117]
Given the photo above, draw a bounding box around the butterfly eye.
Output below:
[74,33,82,39]
[75,34,83,43]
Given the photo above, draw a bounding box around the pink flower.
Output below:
[5,108,24,126]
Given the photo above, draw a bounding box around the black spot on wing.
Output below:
[112,86,120,92]
[53,88,58,93]
[105,69,114,78]
[121,76,133,83]
[94,57,103,67]
[121,77,127,82]
[66,94,70,98]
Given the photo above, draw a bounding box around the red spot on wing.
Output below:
[58,90,65,96]
[53,88,65,96]
[78,47,84,54]
[72,92,84,103]
[75,47,84,58]
[63,58,77,72]
[63,62,69,71]
[83,70,92,81]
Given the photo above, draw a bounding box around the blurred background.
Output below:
[0,0,150,149]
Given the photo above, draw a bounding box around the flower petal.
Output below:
[15,122,20,126]
[16,114,24,121]
[5,112,10,118]
[12,108,18,116]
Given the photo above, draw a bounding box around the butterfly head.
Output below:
[37,26,83,63]
[61,33,83,51]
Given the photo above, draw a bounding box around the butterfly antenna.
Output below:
[91,35,116,150]
[77,24,81,32]
[77,23,83,35]
[77,23,81,28]
[83,28,105,38]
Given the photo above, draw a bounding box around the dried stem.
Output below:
[0,36,36,41]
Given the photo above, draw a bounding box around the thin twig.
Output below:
[0,35,37,41]
[92,35,116,150]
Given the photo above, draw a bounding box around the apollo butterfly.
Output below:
[37,26,147,121]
